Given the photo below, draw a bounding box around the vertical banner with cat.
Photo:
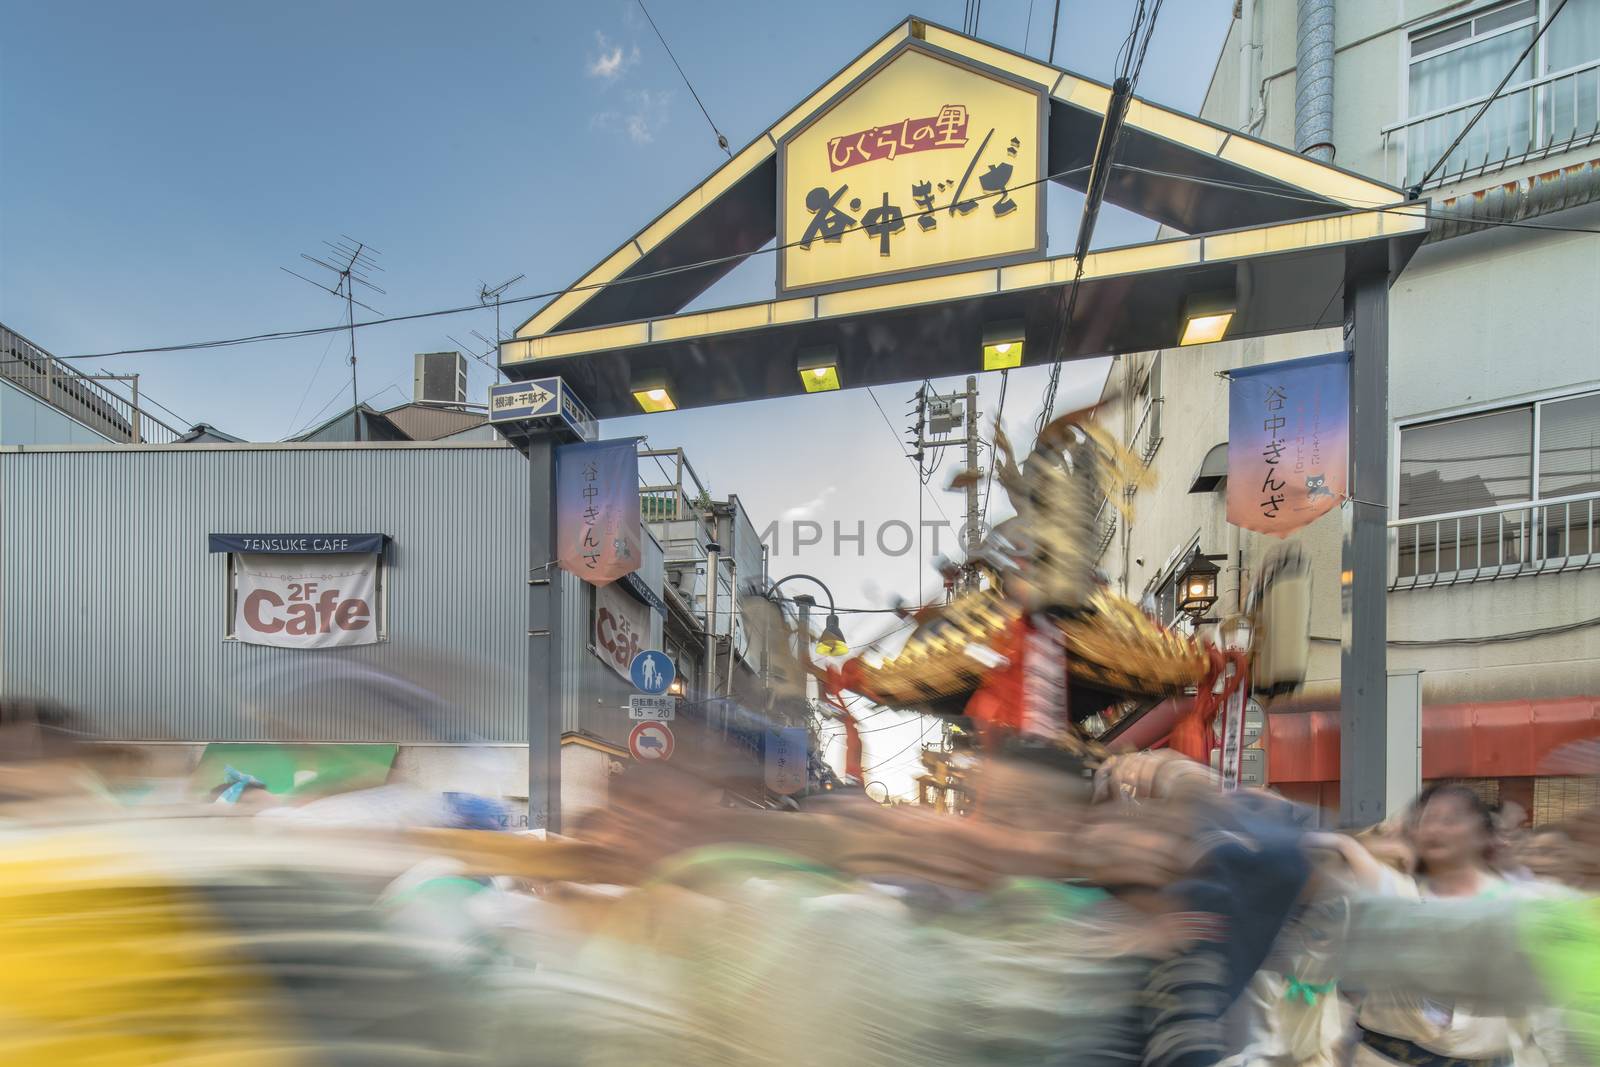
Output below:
[1227,352,1350,538]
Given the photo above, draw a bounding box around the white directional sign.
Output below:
[487,377,596,442]
[488,381,556,421]
[628,694,676,721]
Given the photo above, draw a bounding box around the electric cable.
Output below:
[21,165,1090,365]
[1414,0,1572,191]
[635,0,732,158]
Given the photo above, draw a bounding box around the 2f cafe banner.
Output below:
[234,553,378,649]
[1227,352,1350,538]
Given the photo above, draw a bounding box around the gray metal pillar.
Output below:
[527,437,562,833]
[1340,273,1390,826]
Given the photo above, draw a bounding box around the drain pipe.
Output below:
[1236,0,1258,132]
[1294,0,1335,162]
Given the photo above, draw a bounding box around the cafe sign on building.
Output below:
[778,44,1046,294]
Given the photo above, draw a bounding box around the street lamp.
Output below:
[1176,547,1224,619]
[766,573,849,658]
[630,371,677,413]
[797,345,841,393]
[981,320,1024,371]
[1179,290,1236,346]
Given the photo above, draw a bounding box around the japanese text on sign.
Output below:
[827,104,969,170]
[780,47,1043,293]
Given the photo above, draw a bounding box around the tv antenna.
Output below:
[478,273,523,352]
[282,237,384,441]
[445,330,503,385]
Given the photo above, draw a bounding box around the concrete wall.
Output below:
[0,379,113,445]
[1108,2,1600,714]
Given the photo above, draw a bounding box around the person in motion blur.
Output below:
[1352,783,1574,1067]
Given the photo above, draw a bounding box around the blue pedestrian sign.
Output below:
[629,650,675,695]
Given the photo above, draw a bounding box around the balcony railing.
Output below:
[638,447,711,523]
[1388,490,1600,590]
[1093,494,1117,559]
[1,324,184,444]
[1131,397,1164,468]
[1380,59,1600,190]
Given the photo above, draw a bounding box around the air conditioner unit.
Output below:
[414,351,468,405]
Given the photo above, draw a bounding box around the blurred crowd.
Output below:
[1,696,1597,1066]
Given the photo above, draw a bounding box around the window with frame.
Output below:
[1405,0,1600,181]
[1396,388,1600,577]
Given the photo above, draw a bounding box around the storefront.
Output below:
[0,438,667,824]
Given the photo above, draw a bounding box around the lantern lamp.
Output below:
[1176,547,1223,618]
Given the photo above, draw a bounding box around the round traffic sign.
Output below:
[628,721,675,762]
[629,650,675,695]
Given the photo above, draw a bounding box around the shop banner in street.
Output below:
[233,553,378,649]
[764,727,809,796]
[1218,677,1247,792]
[209,533,386,555]
[593,579,649,682]
[556,439,640,586]
[1019,617,1068,743]
[1227,352,1349,537]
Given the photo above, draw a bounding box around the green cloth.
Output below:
[1284,976,1336,1005]
[1517,895,1600,1061]
[192,742,397,797]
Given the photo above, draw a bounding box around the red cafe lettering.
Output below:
[594,603,641,672]
[243,581,371,636]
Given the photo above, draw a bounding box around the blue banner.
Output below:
[208,533,387,555]
[1227,352,1349,538]
[556,439,641,586]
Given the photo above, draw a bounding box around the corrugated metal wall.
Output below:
[557,529,665,745]
[1,443,531,743]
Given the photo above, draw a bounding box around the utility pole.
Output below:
[907,378,984,593]
[962,375,980,560]
[282,237,384,442]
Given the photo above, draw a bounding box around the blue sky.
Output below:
[3,0,1236,788]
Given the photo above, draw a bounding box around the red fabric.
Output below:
[821,674,864,781]
[1265,695,1600,783]
[963,616,1029,735]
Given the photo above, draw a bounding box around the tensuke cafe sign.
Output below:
[779,44,1045,293]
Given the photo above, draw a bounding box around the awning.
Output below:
[1266,696,1600,783]
[1187,442,1228,494]
[208,534,389,554]
[191,743,398,797]
[620,570,668,617]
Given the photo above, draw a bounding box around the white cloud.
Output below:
[783,485,836,520]
[586,32,639,79]
[594,88,671,145]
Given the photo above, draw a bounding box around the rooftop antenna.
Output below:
[446,332,502,385]
[477,274,524,384]
[282,236,385,441]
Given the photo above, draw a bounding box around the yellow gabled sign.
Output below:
[778,44,1047,294]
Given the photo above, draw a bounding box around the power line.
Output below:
[1047,0,1064,64]
[866,385,955,529]
[980,368,1009,527]
[33,164,1090,364]
[1036,0,1163,433]
[635,0,731,158]
[284,323,345,437]
[1415,0,1572,191]
[24,161,1592,372]
[1390,613,1600,646]
[1023,0,1037,54]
